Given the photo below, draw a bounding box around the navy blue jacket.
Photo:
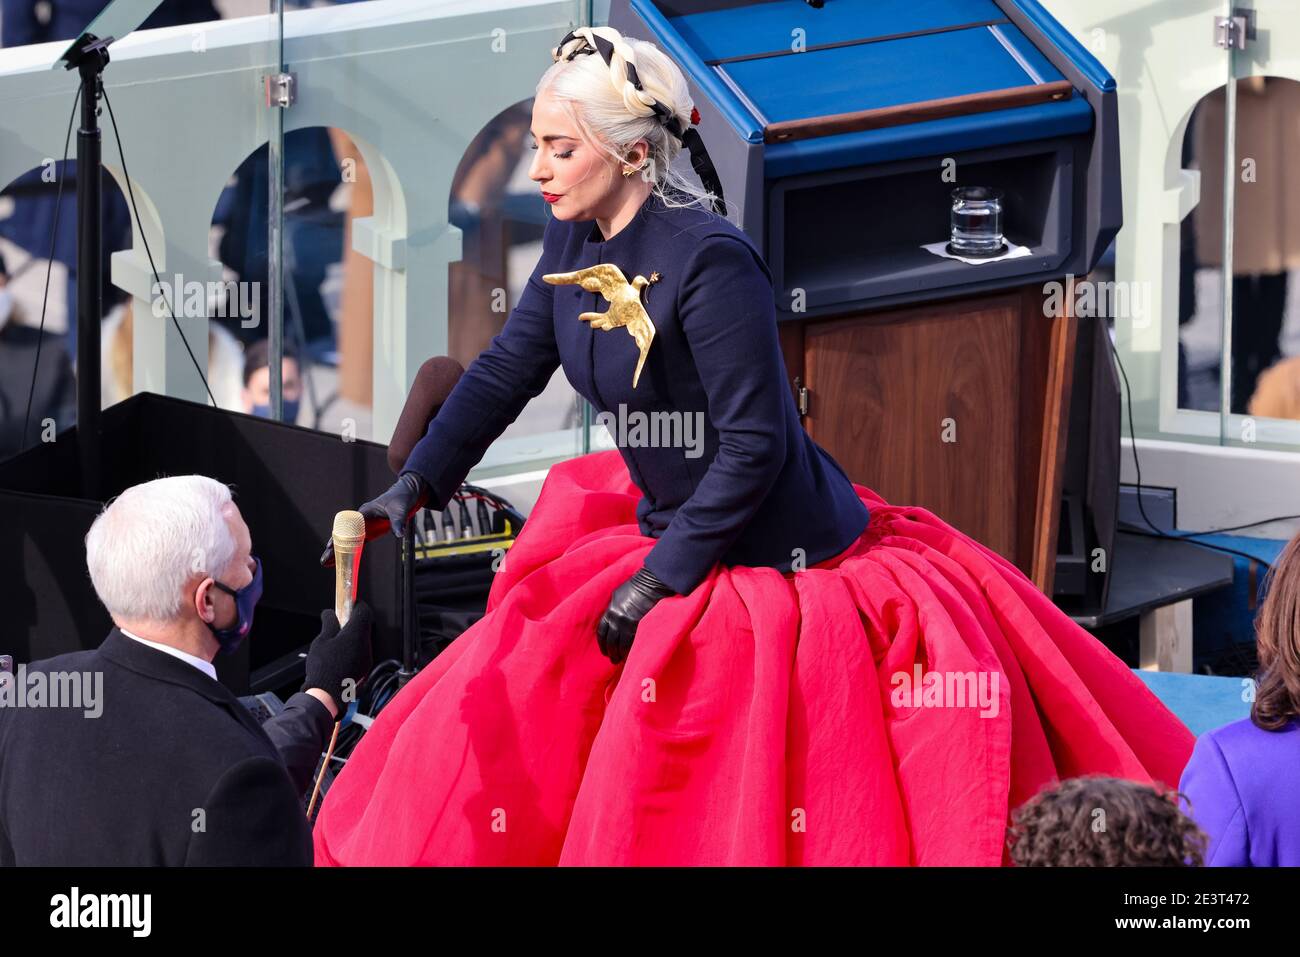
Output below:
[0,630,330,865]
[404,190,869,595]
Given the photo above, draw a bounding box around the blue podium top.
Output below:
[675,0,1010,61]
[633,0,1105,176]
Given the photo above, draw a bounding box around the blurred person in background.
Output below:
[100,287,246,411]
[214,130,342,355]
[1195,76,1300,414]
[1,0,223,363]
[1,0,218,46]
[241,337,303,423]
[0,250,76,459]
[1247,354,1300,421]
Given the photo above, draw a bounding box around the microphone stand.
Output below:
[397,531,417,687]
[62,33,113,500]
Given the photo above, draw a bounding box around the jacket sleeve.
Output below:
[185,755,314,866]
[402,215,565,509]
[641,235,788,595]
[1179,731,1250,866]
[259,692,333,797]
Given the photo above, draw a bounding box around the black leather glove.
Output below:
[597,566,676,665]
[302,601,375,713]
[320,471,430,567]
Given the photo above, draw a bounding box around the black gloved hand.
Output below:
[302,600,374,714]
[320,471,430,567]
[597,566,676,665]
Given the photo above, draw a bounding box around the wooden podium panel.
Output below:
[781,283,1076,594]
[804,293,1021,557]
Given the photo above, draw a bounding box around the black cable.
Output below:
[363,658,401,687]
[1161,515,1300,538]
[329,657,402,760]
[21,86,80,450]
[101,85,217,408]
[1107,325,1165,537]
[1108,325,1274,572]
[462,482,526,531]
[1117,523,1275,570]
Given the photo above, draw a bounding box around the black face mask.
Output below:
[208,556,263,655]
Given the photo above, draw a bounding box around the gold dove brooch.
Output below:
[543,263,662,388]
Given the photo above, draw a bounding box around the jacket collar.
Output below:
[98,629,267,738]
[581,190,665,252]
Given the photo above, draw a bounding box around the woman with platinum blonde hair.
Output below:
[314,26,1194,866]
[526,25,726,217]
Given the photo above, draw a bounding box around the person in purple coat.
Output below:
[1180,532,1300,866]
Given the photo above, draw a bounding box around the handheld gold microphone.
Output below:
[310,510,366,821]
[331,510,366,627]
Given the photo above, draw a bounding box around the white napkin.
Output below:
[922,240,1033,265]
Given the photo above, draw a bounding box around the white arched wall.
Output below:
[0,0,585,440]
[1040,0,1300,541]
[1042,0,1300,447]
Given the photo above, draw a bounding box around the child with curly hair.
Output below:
[1008,776,1207,866]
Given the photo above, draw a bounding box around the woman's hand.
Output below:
[319,472,430,567]
[597,566,676,665]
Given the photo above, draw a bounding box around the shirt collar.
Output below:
[118,627,218,682]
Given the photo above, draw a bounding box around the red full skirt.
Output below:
[313,450,1194,866]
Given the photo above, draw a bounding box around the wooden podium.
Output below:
[780,282,1077,595]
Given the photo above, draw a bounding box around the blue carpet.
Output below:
[1133,669,1252,737]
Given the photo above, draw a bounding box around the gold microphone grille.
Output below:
[332,510,367,544]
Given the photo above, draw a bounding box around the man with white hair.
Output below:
[0,475,373,865]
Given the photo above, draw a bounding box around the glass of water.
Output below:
[949,186,1006,257]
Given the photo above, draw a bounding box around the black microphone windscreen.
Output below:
[387,356,465,474]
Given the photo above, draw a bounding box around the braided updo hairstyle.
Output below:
[539,26,728,216]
